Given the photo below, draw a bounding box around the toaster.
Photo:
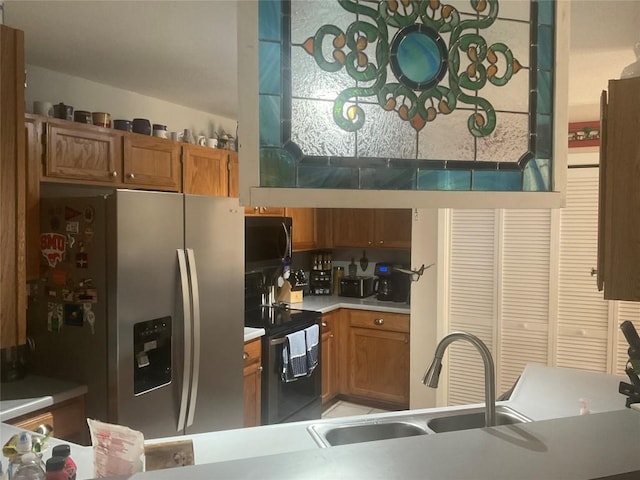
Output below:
[339,276,374,298]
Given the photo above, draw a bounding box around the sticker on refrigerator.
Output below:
[75,288,97,303]
[66,234,76,249]
[40,233,66,267]
[84,206,95,224]
[52,269,68,286]
[76,252,89,269]
[62,288,74,302]
[66,221,79,234]
[65,206,82,220]
[63,304,84,327]
[84,227,94,242]
[84,308,96,334]
[47,302,63,333]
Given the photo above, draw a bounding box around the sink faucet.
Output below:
[422,332,496,427]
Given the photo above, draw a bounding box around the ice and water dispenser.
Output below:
[133,316,172,395]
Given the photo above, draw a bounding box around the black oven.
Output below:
[245,304,322,425]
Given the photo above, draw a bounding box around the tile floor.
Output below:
[321,400,389,419]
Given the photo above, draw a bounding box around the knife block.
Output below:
[277,281,303,304]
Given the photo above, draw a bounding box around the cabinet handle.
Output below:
[330,334,334,338]
[590,267,598,277]
[404,336,409,344]
[259,366,263,372]
[322,321,328,327]
[243,352,249,360]
[110,171,118,177]
[127,173,135,180]
[374,318,384,326]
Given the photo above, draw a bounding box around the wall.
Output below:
[25,64,237,139]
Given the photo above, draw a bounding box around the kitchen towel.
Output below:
[282,330,308,382]
[305,324,319,374]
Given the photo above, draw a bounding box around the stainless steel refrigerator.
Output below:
[28,189,244,439]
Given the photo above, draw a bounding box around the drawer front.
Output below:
[348,310,409,333]
[243,338,262,367]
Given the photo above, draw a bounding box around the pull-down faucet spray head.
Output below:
[422,357,443,388]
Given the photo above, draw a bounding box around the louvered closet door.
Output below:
[447,210,497,405]
[557,167,610,372]
[498,210,551,393]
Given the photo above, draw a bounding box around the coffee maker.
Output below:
[374,262,411,303]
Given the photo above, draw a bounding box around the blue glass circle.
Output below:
[390,24,448,91]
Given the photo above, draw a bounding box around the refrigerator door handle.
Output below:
[185,248,201,429]
[177,249,192,432]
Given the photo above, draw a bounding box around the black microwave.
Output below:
[245,216,292,270]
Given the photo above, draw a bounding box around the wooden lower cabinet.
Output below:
[321,311,338,405]
[345,310,410,408]
[6,395,88,445]
[243,338,262,427]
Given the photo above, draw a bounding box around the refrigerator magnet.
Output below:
[65,206,82,220]
[47,302,63,333]
[76,252,89,269]
[66,234,76,249]
[62,288,74,302]
[76,288,97,303]
[66,221,79,234]
[40,232,66,267]
[63,303,84,327]
[84,206,95,224]
[84,226,94,242]
[85,309,96,334]
[52,268,68,286]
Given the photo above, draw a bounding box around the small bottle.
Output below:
[12,453,45,480]
[8,432,33,479]
[51,445,76,480]
[348,258,357,278]
[45,457,66,480]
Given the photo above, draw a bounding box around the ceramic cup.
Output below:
[206,137,218,148]
[73,110,92,124]
[113,119,133,132]
[152,124,168,139]
[53,103,74,121]
[33,101,53,117]
[197,135,206,146]
[92,112,111,128]
[170,131,181,141]
[132,118,151,135]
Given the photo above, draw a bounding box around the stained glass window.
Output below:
[258,0,555,192]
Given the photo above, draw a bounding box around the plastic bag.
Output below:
[87,418,144,478]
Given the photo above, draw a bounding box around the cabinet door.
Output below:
[286,208,316,251]
[599,77,640,301]
[1,25,26,348]
[183,144,228,196]
[245,206,286,216]
[243,339,262,427]
[315,209,333,249]
[228,151,239,198]
[25,115,42,281]
[124,135,181,191]
[347,310,409,407]
[45,119,122,183]
[374,209,412,249]
[332,209,375,248]
[321,312,337,404]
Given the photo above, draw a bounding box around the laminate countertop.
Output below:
[0,375,87,422]
[284,294,410,314]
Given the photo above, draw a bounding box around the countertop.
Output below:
[0,375,88,422]
[285,294,410,314]
[1,364,633,479]
[243,327,265,342]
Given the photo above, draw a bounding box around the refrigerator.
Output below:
[28,188,244,439]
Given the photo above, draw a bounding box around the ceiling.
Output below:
[3,1,239,119]
[3,0,640,121]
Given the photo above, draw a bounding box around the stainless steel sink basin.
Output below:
[308,420,429,447]
[308,406,531,447]
[427,407,530,433]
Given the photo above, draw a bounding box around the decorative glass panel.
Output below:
[258,0,555,192]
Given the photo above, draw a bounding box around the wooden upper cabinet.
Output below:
[286,208,316,251]
[45,119,122,184]
[25,115,42,281]
[598,76,640,301]
[332,209,376,248]
[374,209,412,249]
[228,151,239,198]
[332,208,411,249]
[123,135,181,191]
[182,145,229,196]
[1,25,27,348]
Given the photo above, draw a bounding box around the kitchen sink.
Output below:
[308,406,531,447]
[308,419,429,447]
[426,407,530,433]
